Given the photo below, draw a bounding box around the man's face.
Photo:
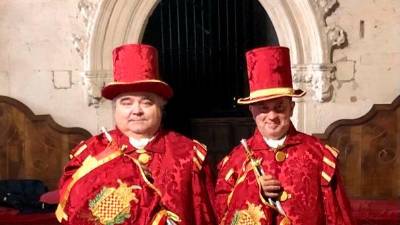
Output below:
[114,92,164,139]
[249,97,295,140]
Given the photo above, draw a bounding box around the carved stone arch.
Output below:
[81,0,160,107]
[80,0,345,107]
[87,0,159,71]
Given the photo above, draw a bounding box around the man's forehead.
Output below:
[254,97,291,105]
[115,92,159,101]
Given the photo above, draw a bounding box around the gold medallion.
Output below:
[138,153,151,165]
[275,151,286,162]
[278,191,291,202]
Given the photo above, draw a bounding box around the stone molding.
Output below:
[292,64,336,102]
[72,0,98,60]
[313,0,338,16]
[326,25,346,48]
[81,70,112,107]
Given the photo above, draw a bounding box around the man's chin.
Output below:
[128,120,147,124]
[265,126,279,133]
[262,129,285,139]
[128,127,145,132]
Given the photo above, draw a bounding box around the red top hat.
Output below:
[101,44,173,100]
[237,46,305,104]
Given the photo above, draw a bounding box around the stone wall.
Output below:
[0,0,101,135]
[305,0,400,133]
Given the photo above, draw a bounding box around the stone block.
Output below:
[0,71,10,95]
[52,70,72,89]
[335,60,355,81]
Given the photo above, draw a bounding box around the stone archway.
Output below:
[76,0,346,129]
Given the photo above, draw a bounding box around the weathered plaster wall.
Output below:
[0,0,99,134]
[304,0,400,133]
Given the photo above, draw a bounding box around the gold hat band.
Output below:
[249,87,294,99]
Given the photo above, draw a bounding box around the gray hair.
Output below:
[112,92,167,110]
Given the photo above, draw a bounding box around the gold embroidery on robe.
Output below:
[231,202,266,225]
[88,180,141,225]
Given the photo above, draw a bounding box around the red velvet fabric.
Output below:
[215,125,355,225]
[246,46,293,92]
[101,44,173,100]
[59,129,216,225]
[63,156,162,225]
[0,207,58,225]
[40,190,59,205]
[238,46,305,104]
[112,44,159,82]
[0,199,398,225]
[350,199,400,225]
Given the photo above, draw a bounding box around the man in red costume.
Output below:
[56,44,216,225]
[215,46,354,225]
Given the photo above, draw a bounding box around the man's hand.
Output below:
[259,175,281,198]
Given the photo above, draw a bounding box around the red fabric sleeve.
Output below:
[58,143,88,200]
[215,156,237,223]
[322,172,356,225]
[192,159,218,225]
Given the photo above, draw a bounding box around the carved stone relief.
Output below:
[292,63,335,102]
[78,0,97,27]
[73,0,100,105]
[71,33,87,59]
[72,0,98,58]
[314,0,338,15]
[82,70,112,107]
[326,25,346,47]
[290,0,347,102]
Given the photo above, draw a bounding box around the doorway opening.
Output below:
[142,0,278,161]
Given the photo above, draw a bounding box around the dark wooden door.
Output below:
[142,0,278,165]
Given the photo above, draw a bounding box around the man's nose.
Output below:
[266,110,279,120]
[131,103,143,114]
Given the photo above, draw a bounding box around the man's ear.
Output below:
[289,101,295,116]
[249,104,255,115]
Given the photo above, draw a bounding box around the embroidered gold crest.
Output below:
[231,202,266,225]
[88,180,141,225]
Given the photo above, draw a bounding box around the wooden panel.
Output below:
[190,117,255,168]
[0,96,91,190]
[314,96,400,199]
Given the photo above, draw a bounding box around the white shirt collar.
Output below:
[129,136,155,149]
[263,135,287,149]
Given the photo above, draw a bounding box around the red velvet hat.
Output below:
[101,44,173,100]
[237,46,305,104]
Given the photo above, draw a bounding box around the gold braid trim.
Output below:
[124,155,162,197]
[125,155,182,224]
[56,146,123,222]
[220,161,252,225]
[151,209,181,225]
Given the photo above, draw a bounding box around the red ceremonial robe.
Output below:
[57,128,216,225]
[215,124,355,225]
